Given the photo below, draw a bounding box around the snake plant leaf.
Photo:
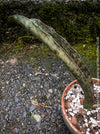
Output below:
[10,15,93,109]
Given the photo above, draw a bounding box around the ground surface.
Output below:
[0,41,74,134]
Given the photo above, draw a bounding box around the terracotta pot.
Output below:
[61,78,100,134]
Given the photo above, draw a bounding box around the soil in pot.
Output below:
[64,81,100,134]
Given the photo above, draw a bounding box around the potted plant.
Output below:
[61,78,100,134]
[9,15,100,133]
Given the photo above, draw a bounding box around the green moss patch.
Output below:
[73,43,99,77]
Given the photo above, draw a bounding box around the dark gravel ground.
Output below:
[0,53,74,134]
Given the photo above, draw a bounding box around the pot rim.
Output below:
[61,78,100,134]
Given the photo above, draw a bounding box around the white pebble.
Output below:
[68,108,72,112]
[78,105,83,109]
[68,91,73,94]
[87,128,90,131]
[72,95,75,98]
[45,73,49,76]
[87,111,91,115]
[48,89,53,93]
[95,132,99,134]
[65,96,69,100]
[85,123,88,127]
[6,81,9,84]
[72,98,78,103]
[29,74,32,76]
[90,117,97,126]
[73,110,78,114]
[32,114,41,122]
[84,119,88,122]
[91,110,96,113]
[89,120,92,124]
[70,112,75,117]
[86,131,90,134]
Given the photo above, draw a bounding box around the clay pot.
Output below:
[61,78,100,134]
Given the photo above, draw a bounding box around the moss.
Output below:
[0,38,57,69]
[73,43,98,77]
[0,1,100,44]
[0,34,99,78]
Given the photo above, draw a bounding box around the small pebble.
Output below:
[23,83,26,87]
[14,128,19,133]
[29,105,36,112]
[32,114,41,122]
[70,112,75,117]
[15,96,19,102]
[48,89,53,94]
[23,112,27,117]
[87,111,91,115]
[71,117,77,125]
[85,123,88,127]
[86,131,90,134]
[80,98,84,105]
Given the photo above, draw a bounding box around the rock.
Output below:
[41,114,45,118]
[45,73,49,76]
[23,83,26,87]
[50,73,58,77]
[33,76,40,80]
[80,98,84,105]
[84,119,88,123]
[53,104,57,109]
[90,117,98,127]
[85,122,88,127]
[79,108,87,115]
[71,117,77,125]
[14,128,19,133]
[0,60,4,65]
[48,89,53,94]
[6,58,17,65]
[29,105,36,112]
[54,89,57,92]
[35,72,43,76]
[15,96,19,103]
[86,131,90,134]
[65,102,71,109]
[70,112,75,117]
[97,113,100,120]
[80,128,86,133]
[32,113,41,122]
[69,97,74,102]
[23,112,27,117]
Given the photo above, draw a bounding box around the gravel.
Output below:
[0,56,73,134]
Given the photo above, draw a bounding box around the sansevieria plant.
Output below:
[9,15,95,109]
